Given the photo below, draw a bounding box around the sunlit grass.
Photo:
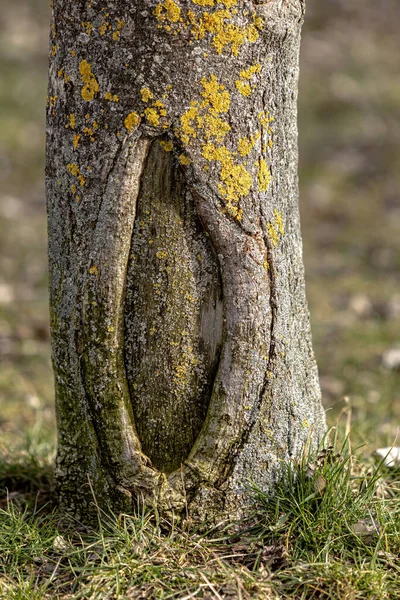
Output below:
[1,427,400,599]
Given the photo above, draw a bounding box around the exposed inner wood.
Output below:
[124,139,223,473]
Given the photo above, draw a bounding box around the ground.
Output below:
[1,0,400,598]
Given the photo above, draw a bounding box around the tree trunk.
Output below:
[46,0,325,521]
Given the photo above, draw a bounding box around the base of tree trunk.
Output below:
[47,0,325,523]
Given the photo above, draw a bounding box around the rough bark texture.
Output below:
[46,0,326,521]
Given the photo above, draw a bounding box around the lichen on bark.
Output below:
[46,0,326,522]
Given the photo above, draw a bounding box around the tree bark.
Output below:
[46,0,325,521]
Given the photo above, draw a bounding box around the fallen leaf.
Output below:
[351,518,380,545]
[53,535,70,552]
[314,474,327,495]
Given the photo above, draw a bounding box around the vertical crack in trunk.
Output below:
[259,219,278,409]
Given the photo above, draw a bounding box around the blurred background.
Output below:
[0,0,399,459]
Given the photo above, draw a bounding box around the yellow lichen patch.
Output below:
[51,45,58,57]
[240,63,261,79]
[175,78,251,212]
[219,161,252,203]
[89,265,98,275]
[258,110,274,127]
[202,113,231,142]
[82,122,97,142]
[267,222,279,247]
[156,250,167,259]
[139,95,168,128]
[81,21,93,35]
[66,163,80,177]
[201,141,229,162]
[144,107,160,127]
[57,67,64,78]
[180,105,200,144]
[152,100,167,116]
[235,80,251,96]
[154,0,181,23]
[155,4,261,56]
[274,209,284,235]
[263,260,269,271]
[66,163,87,187]
[235,63,261,96]
[47,95,57,108]
[196,11,262,56]
[73,134,81,149]
[200,74,230,114]
[213,22,246,56]
[267,210,284,247]
[160,140,173,152]
[79,60,99,101]
[237,133,259,157]
[66,113,76,129]
[69,49,76,57]
[71,184,77,195]
[179,154,192,165]
[257,158,271,192]
[104,91,119,102]
[124,111,140,132]
[99,22,108,35]
[190,10,232,52]
[141,87,153,103]
[201,143,252,218]
[191,0,237,7]
[112,20,124,41]
[246,23,259,43]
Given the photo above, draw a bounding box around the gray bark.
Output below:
[46,0,326,521]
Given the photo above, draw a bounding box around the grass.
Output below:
[1,424,400,599]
